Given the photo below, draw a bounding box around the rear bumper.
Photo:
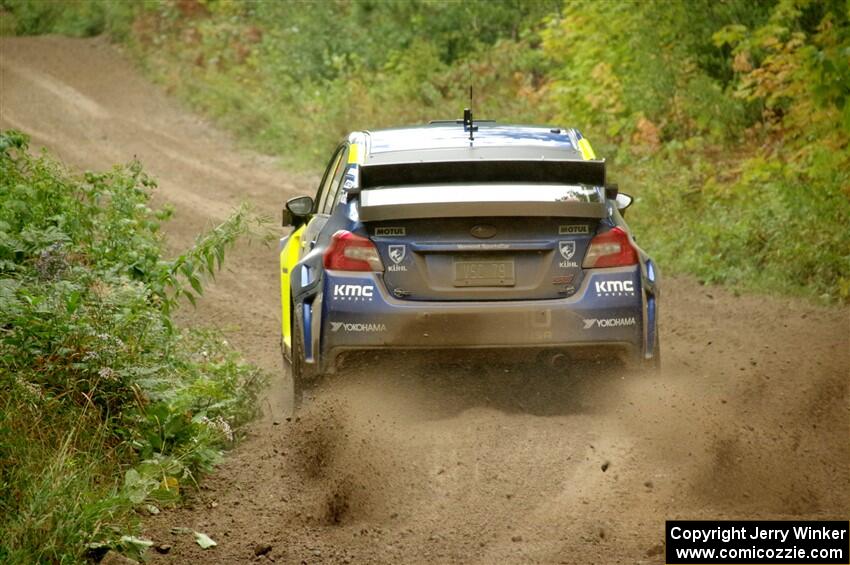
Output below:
[302,266,653,374]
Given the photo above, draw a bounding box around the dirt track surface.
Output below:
[2,36,848,564]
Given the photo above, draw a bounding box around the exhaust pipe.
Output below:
[548,352,569,370]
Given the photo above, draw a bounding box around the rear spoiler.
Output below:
[358,184,607,222]
[357,159,606,191]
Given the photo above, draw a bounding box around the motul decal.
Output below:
[375,227,405,236]
[559,225,590,235]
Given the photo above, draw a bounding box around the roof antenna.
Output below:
[463,86,476,142]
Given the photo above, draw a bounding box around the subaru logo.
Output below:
[470,224,497,239]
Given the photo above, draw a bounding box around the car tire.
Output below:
[290,311,306,409]
[647,336,661,373]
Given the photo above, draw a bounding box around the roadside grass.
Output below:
[623,145,850,302]
[0,130,267,563]
[0,407,134,563]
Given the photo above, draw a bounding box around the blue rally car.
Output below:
[279,115,659,403]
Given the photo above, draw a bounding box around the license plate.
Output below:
[453,259,515,287]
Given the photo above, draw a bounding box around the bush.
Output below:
[0,131,267,563]
[0,0,134,38]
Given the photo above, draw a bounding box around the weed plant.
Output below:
[0,131,266,563]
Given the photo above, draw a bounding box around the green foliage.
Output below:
[544,0,849,301]
[541,0,773,145]
[0,0,134,38]
[3,0,848,303]
[0,131,266,563]
[618,0,850,301]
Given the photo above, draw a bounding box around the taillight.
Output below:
[582,227,638,268]
[323,230,384,271]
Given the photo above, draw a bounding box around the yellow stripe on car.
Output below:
[578,138,597,160]
[348,143,360,164]
[280,225,306,347]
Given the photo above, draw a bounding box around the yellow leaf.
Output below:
[161,476,179,493]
